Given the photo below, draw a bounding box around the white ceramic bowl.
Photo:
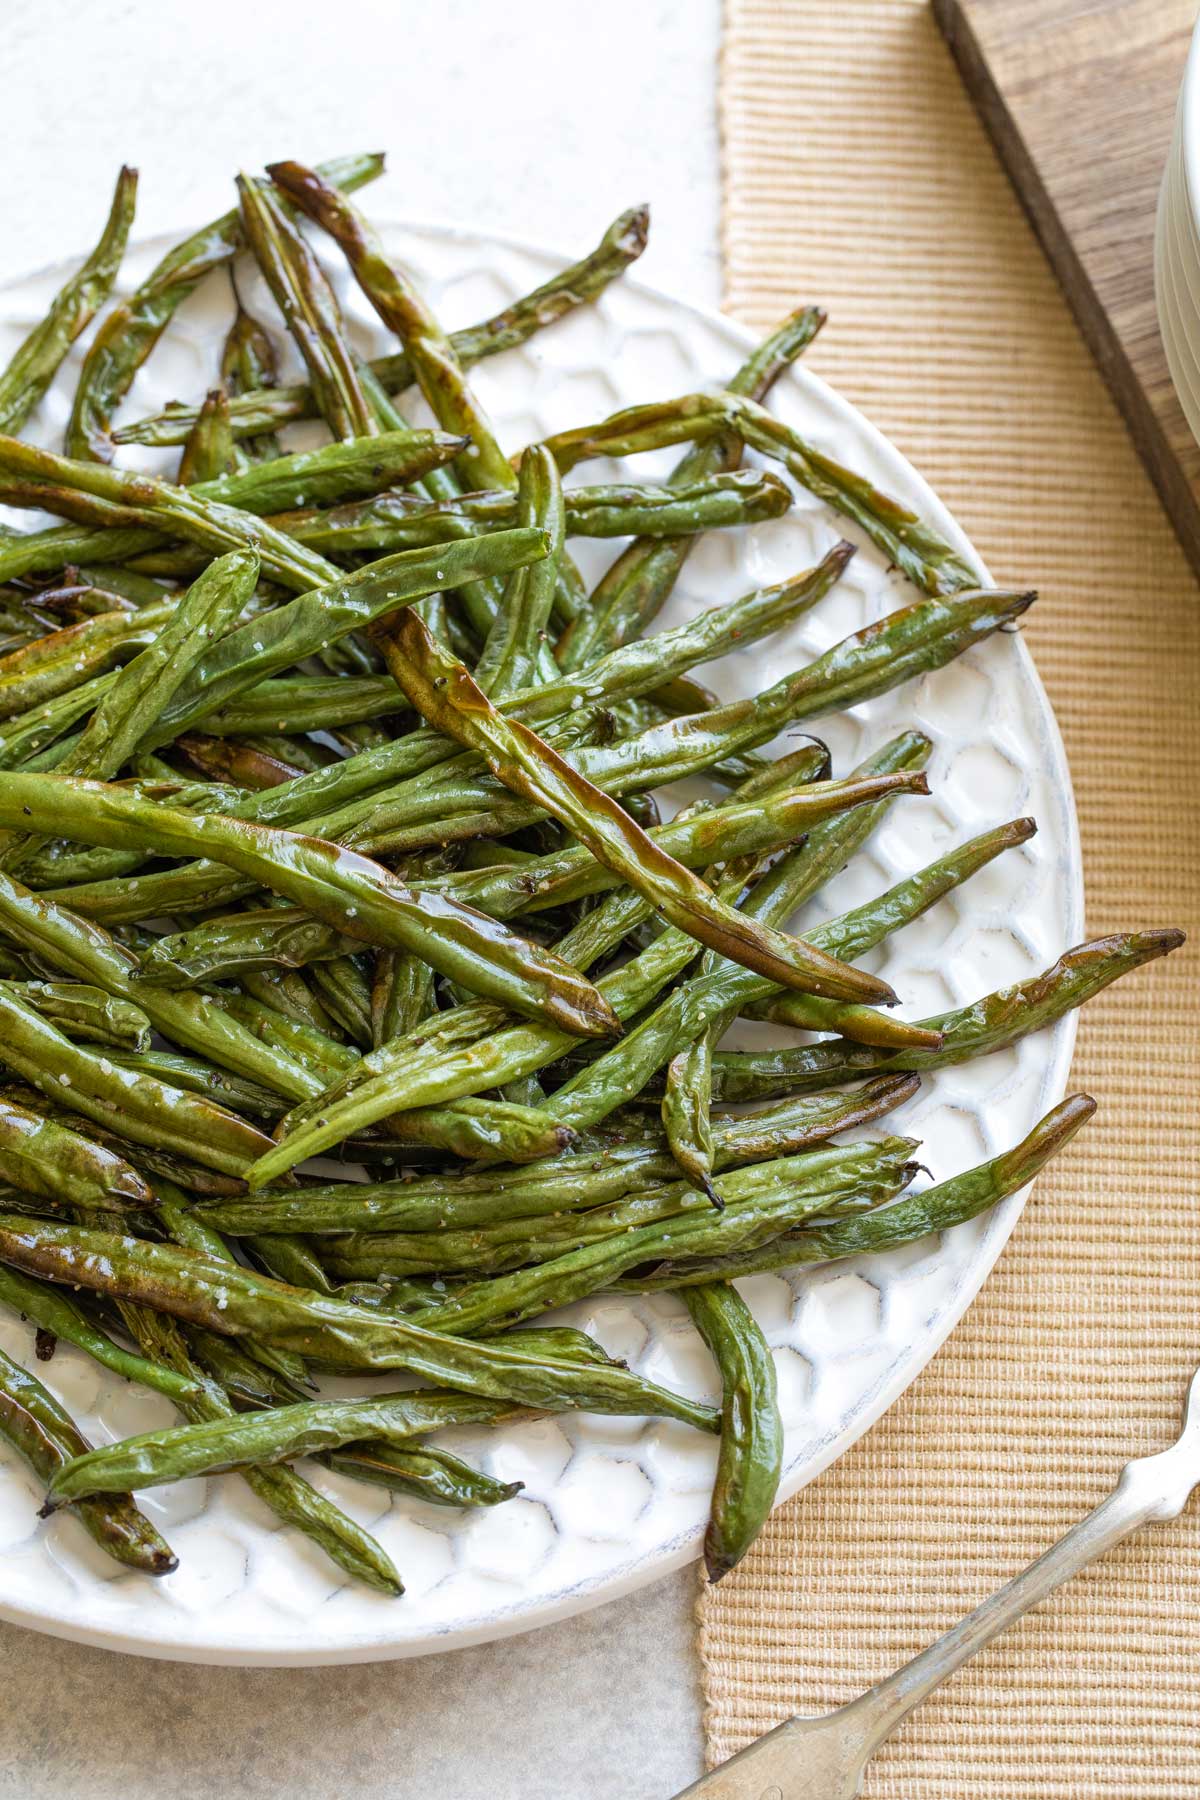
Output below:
[1155,22,1200,442]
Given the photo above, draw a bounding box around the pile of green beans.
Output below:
[0,155,1175,1598]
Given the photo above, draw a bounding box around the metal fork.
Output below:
[672,1364,1200,1798]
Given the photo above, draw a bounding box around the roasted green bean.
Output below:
[111,1301,403,1595]
[237,175,377,441]
[190,1074,920,1239]
[558,305,825,669]
[0,1262,200,1404]
[0,1096,153,1211]
[0,1344,176,1573]
[323,1441,522,1509]
[400,1140,921,1336]
[0,984,275,1175]
[622,1094,1096,1288]
[0,773,619,1038]
[716,931,1186,1098]
[537,390,978,596]
[48,1389,515,1501]
[376,607,895,1007]
[0,1215,718,1428]
[0,168,138,437]
[177,388,237,486]
[65,151,383,461]
[112,204,649,446]
[271,159,510,490]
[683,1284,783,1581]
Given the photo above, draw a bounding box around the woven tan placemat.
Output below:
[701,2,1200,1792]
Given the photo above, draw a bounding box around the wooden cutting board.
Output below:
[933,0,1200,577]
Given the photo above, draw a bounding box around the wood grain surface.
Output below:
[934,0,1200,574]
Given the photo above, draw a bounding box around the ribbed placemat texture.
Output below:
[703,2,1200,1793]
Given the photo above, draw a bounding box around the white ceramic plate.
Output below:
[1156,125,1200,441]
[0,217,1081,1663]
[1156,22,1200,445]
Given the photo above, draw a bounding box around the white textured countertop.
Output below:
[5,0,722,308]
[0,1,720,1794]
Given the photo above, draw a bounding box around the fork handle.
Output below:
[846,1435,1199,1754]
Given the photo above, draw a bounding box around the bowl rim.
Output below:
[1179,19,1200,220]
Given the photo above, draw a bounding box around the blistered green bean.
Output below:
[65,152,383,461]
[0,1343,176,1574]
[0,1216,718,1429]
[683,1284,783,1581]
[112,204,649,447]
[0,169,138,437]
